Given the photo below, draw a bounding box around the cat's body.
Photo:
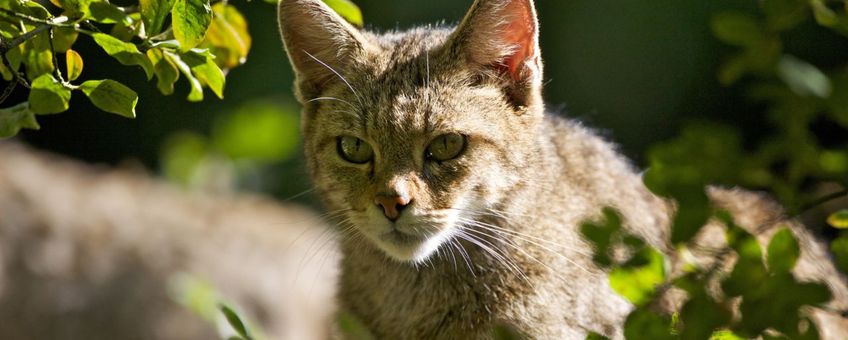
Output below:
[277,0,848,338]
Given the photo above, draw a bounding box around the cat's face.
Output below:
[279,0,543,262]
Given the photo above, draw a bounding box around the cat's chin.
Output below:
[373,228,454,263]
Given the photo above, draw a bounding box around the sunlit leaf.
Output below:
[0,43,21,81]
[89,2,130,24]
[200,3,251,69]
[608,248,665,306]
[56,0,95,18]
[165,51,204,101]
[51,26,78,52]
[0,102,40,138]
[172,0,213,52]
[829,210,848,229]
[21,31,54,82]
[147,48,180,95]
[79,79,138,118]
[65,49,83,81]
[322,0,363,27]
[140,0,175,36]
[180,49,225,99]
[28,74,70,114]
[777,55,832,98]
[766,228,800,274]
[92,33,154,79]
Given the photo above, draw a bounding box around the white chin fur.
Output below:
[378,228,455,263]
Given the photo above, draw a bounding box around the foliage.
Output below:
[168,273,262,340]
[583,0,848,338]
[0,0,252,137]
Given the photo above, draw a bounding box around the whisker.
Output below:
[302,50,364,106]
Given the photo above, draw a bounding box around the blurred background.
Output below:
[7,0,848,203]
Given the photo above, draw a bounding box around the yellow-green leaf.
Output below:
[180,49,225,99]
[140,0,174,36]
[0,102,40,138]
[65,49,83,81]
[322,0,363,27]
[200,3,251,69]
[172,0,213,52]
[28,74,71,114]
[147,48,180,95]
[21,31,54,82]
[79,79,138,118]
[829,210,848,229]
[165,51,204,101]
[609,248,666,306]
[89,2,130,24]
[92,33,154,79]
[51,26,78,52]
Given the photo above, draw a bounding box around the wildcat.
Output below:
[277,0,848,338]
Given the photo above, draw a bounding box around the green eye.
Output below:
[338,136,374,164]
[427,133,466,162]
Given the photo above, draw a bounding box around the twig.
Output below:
[47,27,64,83]
[0,75,15,105]
[800,188,848,213]
[0,24,51,55]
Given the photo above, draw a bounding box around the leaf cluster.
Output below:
[0,0,252,137]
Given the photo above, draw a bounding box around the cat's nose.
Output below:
[374,194,411,221]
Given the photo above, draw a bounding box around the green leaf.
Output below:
[54,0,94,18]
[51,26,78,52]
[172,0,213,52]
[829,210,848,229]
[623,307,676,340]
[337,311,376,340]
[28,74,71,114]
[200,3,251,69]
[762,0,808,31]
[767,228,800,274]
[0,44,21,81]
[140,0,175,36]
[21,31,54,82]
[65,49,83,81]
[679,290,731,340]
[0,102,40,138]
[180,49,225,99]
[831,236,848,273]
[580,207,623,267]
[211,102,300,161]
[147,48,180,95]
[711,11,767,46]
[220,304,251,340]
[777,55,832,98]
[79,79,138,118]
[92,33,154,79]
[608,248,666,306]
[322,0,363,27]
[165,51,204,101]
[89,2,130,24]
[161,132,208,184]
[585,332,610,340]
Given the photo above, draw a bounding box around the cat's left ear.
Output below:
[451,0,543,110]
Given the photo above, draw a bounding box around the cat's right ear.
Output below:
[278,0,369,102]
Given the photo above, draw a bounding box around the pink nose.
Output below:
[374,194,411,221]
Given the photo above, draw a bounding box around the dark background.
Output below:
[10,0,848,199]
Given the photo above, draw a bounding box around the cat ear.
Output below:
[277,0,369,102]
[451,0,543,108]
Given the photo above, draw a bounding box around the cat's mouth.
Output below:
[381,229,425,245]
[368,223,456,263]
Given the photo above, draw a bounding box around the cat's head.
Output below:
[279,0,544,262]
